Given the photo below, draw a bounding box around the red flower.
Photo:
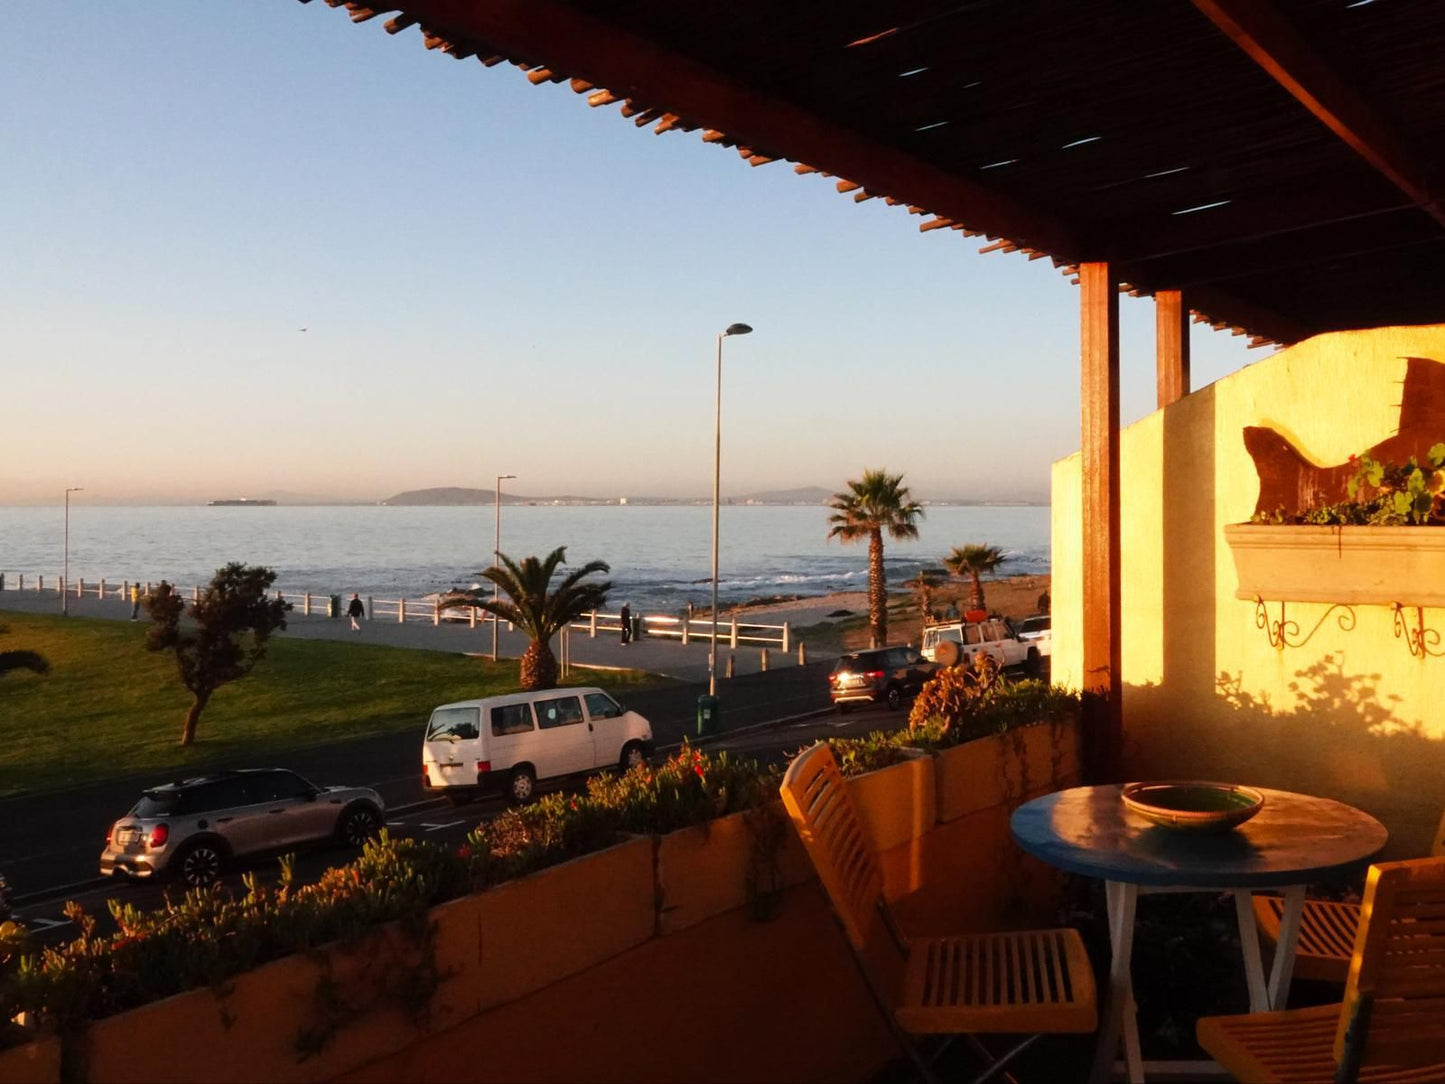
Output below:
[694,764,706,779]
[457,845,472,859]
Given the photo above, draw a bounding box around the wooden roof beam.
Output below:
[1190,0,1445,226]
[389,0,1079,258]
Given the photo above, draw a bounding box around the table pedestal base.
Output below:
[1089,881,1308,1084]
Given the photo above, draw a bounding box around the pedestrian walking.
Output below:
[619,602,632,645]
[130,581,143,621]
[347,592,366,632]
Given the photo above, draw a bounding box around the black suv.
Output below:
[828,646,938,712]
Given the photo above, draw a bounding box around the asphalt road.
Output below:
[0,662,839,903]
[10,700,903,943]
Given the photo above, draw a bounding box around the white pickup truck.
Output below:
[920,617,1042,674]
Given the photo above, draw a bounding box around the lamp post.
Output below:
[492,474,515,660]
[709,323,753,699]
[63,486,83,616]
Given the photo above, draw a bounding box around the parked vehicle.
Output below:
[920,617,1041,674]
[828,646,938,712]
[1015,613,1052,657]
[0,871,11,920]
[422,687,653,805]
[99,769,385,888]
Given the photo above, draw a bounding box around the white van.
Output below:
[421,687,653,805]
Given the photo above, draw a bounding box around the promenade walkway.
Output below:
[0,590,835,682]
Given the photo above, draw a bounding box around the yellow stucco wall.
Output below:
[1053,325,1445,856]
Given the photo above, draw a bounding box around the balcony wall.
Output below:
[0,722,1077,1084]
[1051,324,1445,855]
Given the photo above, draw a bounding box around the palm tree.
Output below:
[827,469,924,647]
[943,544,1007,613]
[439,547,611,690]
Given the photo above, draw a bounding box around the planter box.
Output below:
[930,717,1080,825]
[0,1034,59,1084]
[1224,523,1445,606]
[654,805,812,935]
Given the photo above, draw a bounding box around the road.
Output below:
[9,700,904,942]
[1,662,842,899]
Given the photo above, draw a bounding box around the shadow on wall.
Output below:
[1125,653,1441,858]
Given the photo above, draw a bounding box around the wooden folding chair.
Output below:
[1253,810,1445,984]
[780,743,1096,1083]
[1198,855,1445,1083]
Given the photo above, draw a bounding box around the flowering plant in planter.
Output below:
[1252,444,1445,526]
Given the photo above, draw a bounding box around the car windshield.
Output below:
[835,653,880,672]
[1019,617,1050,634]
[426,707,480,741]
[132,791,181,818]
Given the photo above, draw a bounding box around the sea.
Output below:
[0,504,1049,614]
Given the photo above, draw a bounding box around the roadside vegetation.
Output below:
[0,612,652,798]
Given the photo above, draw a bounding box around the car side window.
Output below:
[192,778,255,812]
[254,772,313,802]
[903,649,926,665]
[536,695,585,729]
[964,624,983,645]
[584,692,622,720]
[491,703,535,736]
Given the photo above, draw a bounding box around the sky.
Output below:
[1,3,1268,506]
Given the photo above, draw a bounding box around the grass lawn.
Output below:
[0,613,656,798]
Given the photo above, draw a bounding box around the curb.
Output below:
[661,705,836,752]
[13,877,109,908]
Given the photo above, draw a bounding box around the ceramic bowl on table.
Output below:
[1121,781,1266,832]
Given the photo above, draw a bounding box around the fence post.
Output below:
[729,616,738,649]
[781,622,791,654]
[303,592,312,616]
[77,578,84,598]
[398,599,406,624]
[681,618,690,646]
[122,580,129,599]
[726,654,735,679]
[433,599,440,627]
[99,579,106,599]
[193,585,201,603]
[760,648,769,672]
[468,607,476,629]
[589,610,597,638]
[798,641,807,665]
[17,574,23,590]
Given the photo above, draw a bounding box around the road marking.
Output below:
[24,918,72,932]
[419,821,464,832]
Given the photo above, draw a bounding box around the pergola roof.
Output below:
[302,0,1445,346]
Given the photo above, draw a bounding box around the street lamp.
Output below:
[709,323,753,699]
[63,487,83,616]
[492,474,515,660]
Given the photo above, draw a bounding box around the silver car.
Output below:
[100,769,385,888]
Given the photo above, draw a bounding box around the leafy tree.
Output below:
[145,565,291,746]
[943,544,1007,613]
[827,469,924,647]
[905,569,941,623]
[0,624,48,680]
[439,547,611,690]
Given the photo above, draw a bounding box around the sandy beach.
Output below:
[728,573,1051,650]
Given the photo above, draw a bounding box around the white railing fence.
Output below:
[0,573,792,649]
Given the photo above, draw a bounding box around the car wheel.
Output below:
[175,840,226,889]
[885,685,904,711]
[337,804,382,846]
[509,765,536,805]
[445,790,476,808]
[619,742,648,772]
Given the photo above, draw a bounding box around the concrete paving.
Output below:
[0,588,836,681]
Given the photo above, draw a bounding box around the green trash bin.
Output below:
[696,694,720,737]
[327,594,342,619]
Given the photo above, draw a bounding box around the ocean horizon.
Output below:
[0,504,1050,614]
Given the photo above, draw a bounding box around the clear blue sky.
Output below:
[1,2,1264,504]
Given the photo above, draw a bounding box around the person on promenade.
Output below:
[347,593,365,632]
[130,581,143,621]
[619,602,631,645]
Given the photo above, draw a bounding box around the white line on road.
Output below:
[419,821,464,832]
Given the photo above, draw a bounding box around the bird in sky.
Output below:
[298,327,308,332]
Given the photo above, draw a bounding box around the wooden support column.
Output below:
[1156,289,1191,409]
[1081,262,1123,778]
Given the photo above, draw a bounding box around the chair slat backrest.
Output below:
[781,743,885,951]
[1431,809,1445,858]
[1335,855,1445,1069]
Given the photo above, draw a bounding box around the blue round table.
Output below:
[1011,784,1387,1083]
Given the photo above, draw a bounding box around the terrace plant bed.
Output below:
[1223,523,1445,607]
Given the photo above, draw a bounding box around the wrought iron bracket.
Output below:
[1252,597,1357,650]
[1391,604,1445,659]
